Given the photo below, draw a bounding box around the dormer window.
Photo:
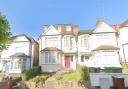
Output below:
[66,26,71,31]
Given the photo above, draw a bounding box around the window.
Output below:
[22,59,26,70]
[95,34,112,45]
[81,35,89,47]
[44,52,49,63]
[15,47,22,52]
[85,56,89,60]
[43,52,57,64]
[45,37,58,47]
[64,36,73,47]
[81,55,84,62]
[71,56,73,62]
[11,60,21,69]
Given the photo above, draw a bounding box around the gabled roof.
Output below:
[121,19,128,27]
[11,34,37,43]
[40,24,78,36]
[92,45,119,51]
[93,20,116,33]
[10,53,30,58]
[41,47,62,51]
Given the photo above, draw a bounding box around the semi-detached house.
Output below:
[39,20,123,72]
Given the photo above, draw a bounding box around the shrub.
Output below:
[78,65,90,80]
[122,65,128,74]
[22,66,41,81]
[104,67,122,73]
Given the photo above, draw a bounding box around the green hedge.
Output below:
[78,65,90,80]
[122,65,128,74]
[104,67,122,73]
[22,66,41,81]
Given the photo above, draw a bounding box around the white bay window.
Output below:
[42,52,59,64]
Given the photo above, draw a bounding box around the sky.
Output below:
[0,0,128,39]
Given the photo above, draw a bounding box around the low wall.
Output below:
[20,80,90,89]
[90,73,128,87]
[54,80,90,89]
[0,78,12,89]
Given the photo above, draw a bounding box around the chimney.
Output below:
[115,24,120,31]
[72,25,78,36]
[96,19,104,27]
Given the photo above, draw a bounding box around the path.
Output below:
[43,70,69,89]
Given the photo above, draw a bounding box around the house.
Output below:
[0,34,39,73]
[77,30,93,66]
[77,20,121,68]
[39,25,78,72]
[117,19,128,64]
[39,21,122,72]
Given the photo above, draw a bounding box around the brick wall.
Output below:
[0,77,12,89]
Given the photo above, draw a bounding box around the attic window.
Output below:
[66,26,71,31]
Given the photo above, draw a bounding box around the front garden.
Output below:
[12,64,128,89]
[57,65,89,81]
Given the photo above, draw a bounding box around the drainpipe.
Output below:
[122,44,127,64]
[115,24,121,64]
[75,35,78,70]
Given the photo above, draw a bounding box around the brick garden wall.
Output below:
[0,78,12,89]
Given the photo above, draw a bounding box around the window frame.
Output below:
[42,52,58,64]
[64,36,73,47]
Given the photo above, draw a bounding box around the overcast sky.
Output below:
[0,0,128,38]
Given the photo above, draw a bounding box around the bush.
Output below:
[22,66,41,81]
[122,65,128,74]
[104,67,122,73]
[78,65,90,80]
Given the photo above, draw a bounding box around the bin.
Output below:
[112,75,125,89]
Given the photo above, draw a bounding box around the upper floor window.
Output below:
[95,34,112,45]
[45,37,58,47]
[64,36,73,47]
[15,46,22,52]
[95,34,110,39]
[81,35,89,47]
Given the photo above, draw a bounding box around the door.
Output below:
[65,56,70,68]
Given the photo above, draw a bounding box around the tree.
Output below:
[0,12,11,51]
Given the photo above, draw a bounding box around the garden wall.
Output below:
[90,73,128,87]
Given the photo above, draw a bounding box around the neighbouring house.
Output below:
[77,20,121,68]
[39,25,78,72]
[0,34,39,73]
[118,19,128,64]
